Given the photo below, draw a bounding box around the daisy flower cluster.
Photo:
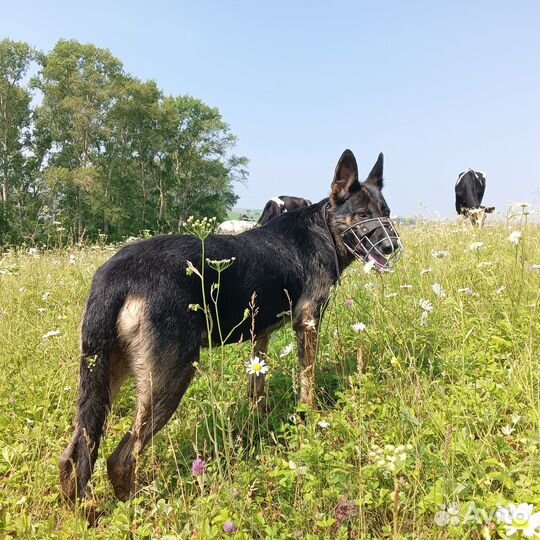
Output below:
[206,257,236,271]
[368,443,413,474]
[184,215,217,239]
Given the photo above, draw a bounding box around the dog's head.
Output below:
[328,149,402,271]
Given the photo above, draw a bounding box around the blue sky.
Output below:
[2,0,539,217]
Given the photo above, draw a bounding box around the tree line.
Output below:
[0,38,248,245]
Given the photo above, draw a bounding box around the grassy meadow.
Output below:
[1,212,539,539]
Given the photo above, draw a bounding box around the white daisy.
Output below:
[469,242,484,251]
[363,260,375,274]
[305,319,316,330]
[245,356,269,377]
[352,322,367,332]
[280,342,294,357]
[419,299,433,312]
[432,283,446,298]
[42,330,62,340]
[496,504,540,538]
[508,230,522,245]
[501,425,515,436]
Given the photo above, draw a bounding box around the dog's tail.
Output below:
[59,289,124,501]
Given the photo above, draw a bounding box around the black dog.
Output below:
[258,195,313,225]
[59,149,401,502]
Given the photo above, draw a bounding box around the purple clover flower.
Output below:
[223,520,236,533]
[334,496,360,524]
[191,457,206,476]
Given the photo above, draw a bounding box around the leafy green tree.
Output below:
[158,95,247,230]
[32,39,125,237]
[98,77,164,235]
[0,38,247,244]
[0,39,35,241]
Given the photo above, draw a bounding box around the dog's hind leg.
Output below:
[248,335,270,411]
[59,296,128,502]
[59,346,130,501]
[106,338,197,500]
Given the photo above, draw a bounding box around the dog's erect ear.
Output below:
[331,149,359,204]
[364,153,384,189]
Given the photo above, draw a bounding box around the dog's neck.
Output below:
[321,202,355,278]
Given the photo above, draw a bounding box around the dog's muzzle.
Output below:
[340,217,403,271]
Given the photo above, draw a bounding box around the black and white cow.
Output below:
[257,196,313,226]
[455,169,495,227]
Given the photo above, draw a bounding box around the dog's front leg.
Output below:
[294,320,318,407]
[248,336,270,411]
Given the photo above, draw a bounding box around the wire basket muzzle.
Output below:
[340,217,403,271]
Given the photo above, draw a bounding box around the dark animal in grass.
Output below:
[455,169,495,227]
[257,195,313,225]
[59,149,401,502]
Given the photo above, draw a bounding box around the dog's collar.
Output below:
[321,202,342,283]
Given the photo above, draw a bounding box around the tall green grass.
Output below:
[0,217,539,539]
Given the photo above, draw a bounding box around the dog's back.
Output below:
[88,215,323,340]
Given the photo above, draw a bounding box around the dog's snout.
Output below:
[380,238,395,255]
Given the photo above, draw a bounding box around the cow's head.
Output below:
[462,206,495,228]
